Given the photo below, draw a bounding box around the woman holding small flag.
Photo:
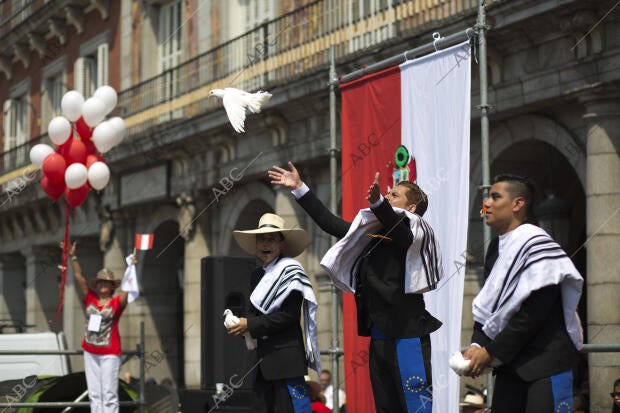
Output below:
[227,213,320,413]
[66,241,140,413]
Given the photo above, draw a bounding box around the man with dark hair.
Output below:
[394,180,429,216]
[463,173,584,412]
[269,161,443,413]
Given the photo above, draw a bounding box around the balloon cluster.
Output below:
[29,86,125,207]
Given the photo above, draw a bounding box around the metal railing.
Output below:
[0,321,146,412]
[0,0,36,38]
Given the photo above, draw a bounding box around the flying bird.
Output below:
[223,308,257,350]
[209,87,272,133]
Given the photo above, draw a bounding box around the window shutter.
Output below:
[74,57,86,96]
[97,43,109,86]
[3,99,14,151]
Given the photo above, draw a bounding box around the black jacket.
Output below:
[297,189,441,338]
[246,266,307,381]
[471,237,579,381]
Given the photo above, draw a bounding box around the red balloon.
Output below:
[84,140,97,156]
[41,176,65,200]
[85,154,105,169]
[59,138,86,165]
[42,152,67,184]
[64,184,90,207]
[76,116,93,140]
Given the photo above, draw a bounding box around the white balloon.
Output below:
[61,90,85,122]
[48,116,72,146]
[87,161,111,190]
[92,121,116,153]
[94,85,118,114]
[82,97,107,127]
[65,163,88,189]
[29,144,56,167]
[108,117,126,146]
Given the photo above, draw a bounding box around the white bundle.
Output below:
[223,309,257,350]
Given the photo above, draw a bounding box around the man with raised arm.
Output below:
[269,162,443,413]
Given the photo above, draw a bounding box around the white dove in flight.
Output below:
[223,308,257,350]
[209,87,272,133]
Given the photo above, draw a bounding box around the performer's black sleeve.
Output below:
[297,189,351,239]
[471,322,492,347]
[246,291,303,338]
[484,285,561,364]
[370,198,413,250]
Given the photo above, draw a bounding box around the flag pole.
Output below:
[333,27,474,86]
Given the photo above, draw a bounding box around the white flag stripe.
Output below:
[400,41,471,413]
[135,234,154,250]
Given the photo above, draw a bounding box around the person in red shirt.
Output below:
[67,241,137,413]
[307,379,332,413]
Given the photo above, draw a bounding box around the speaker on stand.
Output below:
[192,256,262,412]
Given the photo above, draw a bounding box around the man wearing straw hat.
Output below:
[228,213,321,413]
[269,162,443,413]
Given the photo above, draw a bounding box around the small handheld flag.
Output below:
[135,234,154,250]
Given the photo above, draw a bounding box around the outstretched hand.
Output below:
[366,172,381,204]
[60,241,77,257]
[268,161,303,190]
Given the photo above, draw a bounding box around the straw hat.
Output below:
[233,213,307,258]
[459,393,485,407]
[89,268,121,289]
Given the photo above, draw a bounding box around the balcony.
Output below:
[0,0,477,180]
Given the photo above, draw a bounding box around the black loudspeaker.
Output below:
[200,256,262,411]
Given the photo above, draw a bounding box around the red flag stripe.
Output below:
[340,66,402,413]
[135,234,154,250]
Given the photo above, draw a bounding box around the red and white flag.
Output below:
[134,234,154,250]
[340,42,471,413]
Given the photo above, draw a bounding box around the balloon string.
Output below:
[56,203,72,330]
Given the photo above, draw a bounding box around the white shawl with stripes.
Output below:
[472,224,584,349]
[250,257,321,373]
[320,207,443,294]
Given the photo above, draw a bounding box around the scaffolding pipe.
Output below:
[329,44,342,413]
[476,0,494,404]
[139,320,146,413]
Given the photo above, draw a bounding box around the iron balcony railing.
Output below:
[0,0,478,177]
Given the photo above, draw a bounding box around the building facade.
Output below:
[0,0,618,411]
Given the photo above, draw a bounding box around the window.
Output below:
[75,33,109,98]
[42,57,67,130]
[3,84,30,171]
[243,0,275,89]
[11,0,31,25]
[158,0,182,102]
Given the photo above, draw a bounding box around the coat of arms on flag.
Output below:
[135,234,154,250]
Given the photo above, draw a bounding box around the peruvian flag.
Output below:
[134,234,154,250]
[340,42,471,413]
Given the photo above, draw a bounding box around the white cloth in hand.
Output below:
[223,309,257,350]
[121,254,139,303]
[448,351,471,376]
[449,351,497,376]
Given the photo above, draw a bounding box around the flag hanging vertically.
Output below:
[339,41,471,413]
[135,233,154,250]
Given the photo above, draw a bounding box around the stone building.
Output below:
[0,0,618,411]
